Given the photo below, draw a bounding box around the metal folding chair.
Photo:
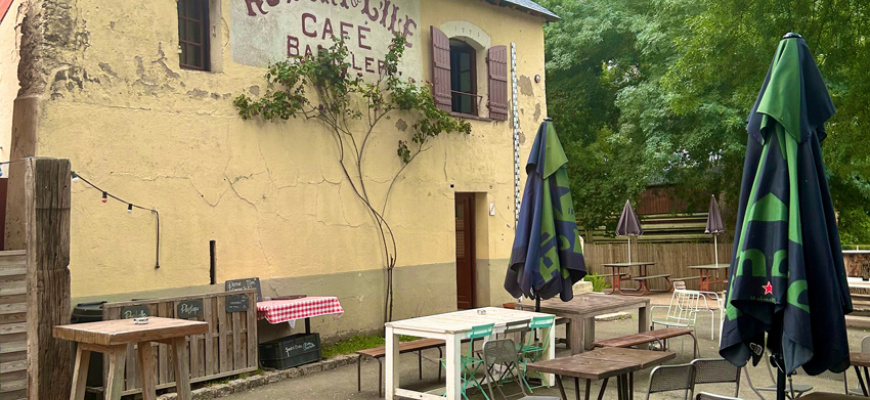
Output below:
[519,315,555,391]
[440,323,495,400]
[646,363,696,400]
[743,352,812,399]
[482,339,559,400]
[691,358,740,398]
[844,335,870,395]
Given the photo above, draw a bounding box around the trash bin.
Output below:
[71,301,106,400]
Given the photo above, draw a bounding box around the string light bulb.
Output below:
[71,171,80,182]
[127,204,133,213]
[102,192,108,203]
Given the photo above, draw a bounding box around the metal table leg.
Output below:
[556,375,568,400]
[855,366,868,397]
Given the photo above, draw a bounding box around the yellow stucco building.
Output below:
[0,0,556,338]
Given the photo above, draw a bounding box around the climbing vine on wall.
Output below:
[234,35,471,323]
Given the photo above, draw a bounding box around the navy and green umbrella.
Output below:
[505,119,587,303]
[720,34,852,380]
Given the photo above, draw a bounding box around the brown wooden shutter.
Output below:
[487,45,509,121]
[431,26,452,112]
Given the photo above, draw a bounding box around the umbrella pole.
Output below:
[714,235,719,265]
[775,353,786,400]
[628,236,632,263]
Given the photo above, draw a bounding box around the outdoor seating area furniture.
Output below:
[440,323,495,400]
[482,339,560,400]
[514,294,651,354]
[691,358,740,398]
[844,335,870,395]
[800,393,855,400]
[256,296,345,333]
[355,338,445,397]
[603,262,672,296]
[526,347,677,400]
[54,317,209,400]
[742,352,813,400]
[686,264,730,292]
[646,363,696,400]
[502,303,572,347]
[384,307,556,400]
[651,288,716,339]
[591,327,699,358]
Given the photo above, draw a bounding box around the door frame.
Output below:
[455,193,477,309]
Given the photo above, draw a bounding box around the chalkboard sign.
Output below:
[225,277,262,302]
[226,294,250,313]
[176,299,204,319]
[120,305,150,319]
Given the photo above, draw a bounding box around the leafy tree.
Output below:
[541,0,870,243]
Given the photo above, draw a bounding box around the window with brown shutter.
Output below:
[431,26,453,112]
[487,46,509,121]
[178,0,210,71]
[450,40,478,115]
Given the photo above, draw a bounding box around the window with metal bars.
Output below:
[177,0,210,71]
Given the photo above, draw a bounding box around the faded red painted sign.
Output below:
[231,0,422,81]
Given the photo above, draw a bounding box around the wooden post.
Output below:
[25,158,73,400]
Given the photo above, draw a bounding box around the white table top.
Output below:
[385,307,554,335]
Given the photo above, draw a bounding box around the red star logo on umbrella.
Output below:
[763,281,773,295]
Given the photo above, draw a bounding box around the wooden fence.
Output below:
[584,241,734,292]
[100,289,259,396]
[0,250,27,400]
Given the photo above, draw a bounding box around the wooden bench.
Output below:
[590,327,698,358]
[355,339,444,396]
[631,274,672,282]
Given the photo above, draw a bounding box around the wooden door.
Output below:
[455,194,476,309]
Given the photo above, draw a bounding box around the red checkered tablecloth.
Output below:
[256,297,344,324]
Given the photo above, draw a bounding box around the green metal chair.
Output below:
[518,315,555,391]
[441,323,495,400]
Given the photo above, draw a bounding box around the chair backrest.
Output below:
[663,290,702,327]
[862,336,870,354]
[529,315,555,329]
[482,339,519,367]
[647,363,695,400]
[468,323,494,340]
[691,358,740,397]
[504,319,531,335]
[696,393,744,400]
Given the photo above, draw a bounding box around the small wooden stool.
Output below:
[54,317,208,400]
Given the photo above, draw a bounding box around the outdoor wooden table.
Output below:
[602,262,669,296]
[515,294,650,354]
[526,348,675,400]
[54,317,208,400]
[384,307,556,400]
[687,264,730,292]
[256,296,344,334]
[851,352,870,396]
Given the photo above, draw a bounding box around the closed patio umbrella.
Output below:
[706,195,725,265]
[720,33,852,400]
[615,200,642,263]
[505,119,587,307]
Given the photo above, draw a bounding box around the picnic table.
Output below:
[850,352,870,396]
[687,264,730,292]
[256,296,344,334]
[54,317,208,400]
[384,307,556,400]
[602,262,671,296]
[514,294,650,354]
[526,347,675,400]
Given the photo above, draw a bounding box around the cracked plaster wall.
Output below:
[19,0,548,313]
[0,1,23,178]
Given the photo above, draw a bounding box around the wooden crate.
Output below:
[101,290,258,396]
[0,250,27,400]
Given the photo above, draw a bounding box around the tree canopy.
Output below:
[540,0,870,244]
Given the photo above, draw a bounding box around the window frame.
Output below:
[449,40,480,117]
[178,0,210,71]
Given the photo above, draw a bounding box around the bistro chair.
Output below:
[519,315,556,390]
[691,358,740,398]
[743,352,812,400]
[482,339,560,400]
[440,323,495,400]
[651,290,706,351]
[844,335,870,395]
[647,363,696,400]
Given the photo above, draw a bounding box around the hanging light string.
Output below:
[71,171,161,269]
